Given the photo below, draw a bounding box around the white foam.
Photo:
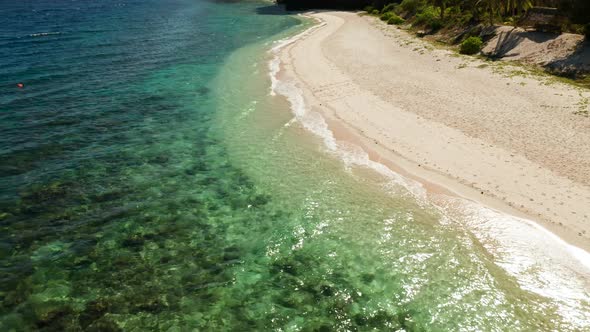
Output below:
[29,32,62,37]
[267,20,424,197]
[268,21,336,152]
[267,17,590,328]
[448,199,590,326]
[269,19,326,97]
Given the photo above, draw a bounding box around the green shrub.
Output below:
[415,6,439,25]
[381,3,397,14]
[460,36,483,55]
[364,5,374,13]
[380,11,395,21]
[371,9,380,15]
[429,19,443,30]
[399,0,425,13]
[458,11,473,25]
[388,15,405,25]
[413,6,444,30]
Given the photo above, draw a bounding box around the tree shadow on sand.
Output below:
[545,39,590,78]
[483,27,562,60]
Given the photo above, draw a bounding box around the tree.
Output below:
[432,0,448,19]
[476,0,501,25]
[567,0,590,24]
[511,0,533,16]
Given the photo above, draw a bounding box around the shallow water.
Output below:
[1,0,589,331]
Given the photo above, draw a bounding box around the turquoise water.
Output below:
[0,0,588,330]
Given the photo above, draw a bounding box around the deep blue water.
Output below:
[0,1,305,330]
[0,0,296,201]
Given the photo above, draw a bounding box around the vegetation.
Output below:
[460,36,483,54]
[381,11,396,21]
[361,0,590,89]
[363,0,590,38]
[400,0,423,14]
[414,5,443,30]
[388,14,406,24]
[381,3,398,13]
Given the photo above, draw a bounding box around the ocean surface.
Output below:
[1,0,589,331]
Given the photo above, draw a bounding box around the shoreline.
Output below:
[271,12,590,255]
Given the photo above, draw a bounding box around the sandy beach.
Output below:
[275,11,590,251]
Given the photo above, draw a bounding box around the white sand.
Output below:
[275,11,590,252]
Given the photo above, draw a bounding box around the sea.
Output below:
[1,0,589,330]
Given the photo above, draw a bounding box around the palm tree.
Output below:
[475,0,501,25]
[432,0,448,19]
[514,0,533,16]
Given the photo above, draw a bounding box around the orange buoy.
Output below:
[16,83,24,89]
